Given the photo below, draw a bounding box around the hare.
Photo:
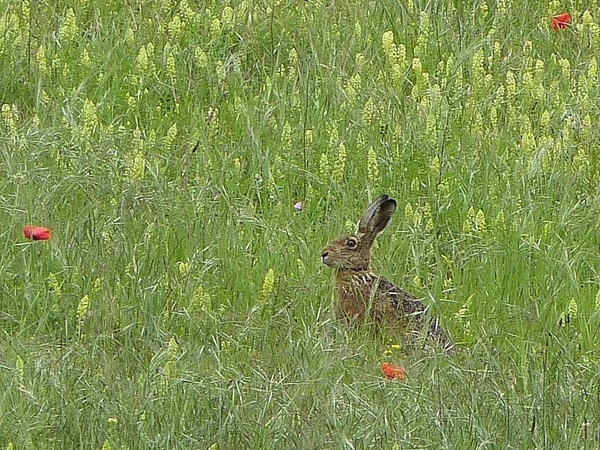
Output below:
[321,194,454,352]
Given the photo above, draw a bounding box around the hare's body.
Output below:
[334,268,425,325]
[322,195,453,352]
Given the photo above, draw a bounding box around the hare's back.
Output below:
[375,278,426,315]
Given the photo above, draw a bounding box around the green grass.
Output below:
[2,0,600,448]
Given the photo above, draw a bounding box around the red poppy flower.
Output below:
[381,362,406,381]
[551,12,571,30]
[23,226,52,241]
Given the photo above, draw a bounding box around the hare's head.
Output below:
[321,195,397,271]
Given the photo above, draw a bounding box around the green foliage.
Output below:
[2,0,600,448]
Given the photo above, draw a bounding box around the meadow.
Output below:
[1,0,600,448]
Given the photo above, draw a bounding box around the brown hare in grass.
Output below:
[321,194,454,353]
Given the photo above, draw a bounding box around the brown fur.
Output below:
[321,195,454,352]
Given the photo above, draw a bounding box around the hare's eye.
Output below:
[346,237,358,249]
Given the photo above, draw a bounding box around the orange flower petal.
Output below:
[23,226,52,241]
[551,12,571,30]
[381,362,406,381]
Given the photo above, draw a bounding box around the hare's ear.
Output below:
[358,194,397,240]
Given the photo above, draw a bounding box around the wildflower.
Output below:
[23,226,51,241]
[127,94,137,111]
[318,152,330,178]
[82,99,98,137]
[381,362,406,381]
[47,273,62,295]
[496,210,506,231]
[165,123,178,148]
[341,220,354,234]
[505,71,516,100]
[355,52,365,67]
[168,14,182,37]
[412,275,422,289]
[125,27,135,45]
[293,201,303,212]
[540,110,551,129]
[414,11,430,54]
[222,6,234,28]
[77,295,90,324]
[210,17,222,38]
[383,341,402,356]
[367,146,379,186]
[288,48,298,67]
[475,209,486,233]
[363,98,375,125]
[191,285,212,312]
[430,155,440,176]
[36,45,48,77]
[382,31,395,58]
[1,103,19,134]
[15,355,24,386]
[92,278,102,293]
[168,336,180,360]
[126,149,146,181]
[455,294,474,337]
[282,121,292,152]
[261,268,275,301]
[194,47,208,70]
[568,298,578,319]
[404,202,414,224]
[177,261,189,275]
[166,53,176,81]
[463,207,475,233]
[551,12,571,30]
[58,8,78,42]
[82,47,91,67]
[424,205,434,233]
[136,46,149,73]
[412,208,422,228]
[76,294,90,338]
[206,107,218,134]
[304,129,313,146]
[333,142,346,182]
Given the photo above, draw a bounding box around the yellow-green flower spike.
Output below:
[195,47,208,70]
[367,146,379,186]
[319,152,330,179]
[15,355,24,386]
[568,298,578,320]
[177,261,189,275]
[333,142,346,183]
[404,202,414,224]
[191,285,212,312]
[168,336,180,360]
[222,6,234,29]
[77,295,90,338]
[261,268,275,302]
[475,209,486,234]
[36,46,48,78]
[362,98,375,125]
[58,8,78,42]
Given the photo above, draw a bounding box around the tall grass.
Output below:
[1,0,600,448]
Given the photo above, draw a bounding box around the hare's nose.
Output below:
[321,251,329,263]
